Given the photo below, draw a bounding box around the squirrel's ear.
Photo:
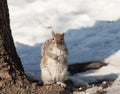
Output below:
[52,31,55,37]
[61,32,64,36]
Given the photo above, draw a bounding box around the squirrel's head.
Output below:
[51,31,65,46]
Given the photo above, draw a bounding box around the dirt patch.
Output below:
[68,61,107,75]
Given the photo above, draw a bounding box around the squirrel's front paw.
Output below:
[57,82,67,88]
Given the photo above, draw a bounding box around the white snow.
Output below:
[74,86,104,94]
[8,0,120,93]
[8,0,120,45]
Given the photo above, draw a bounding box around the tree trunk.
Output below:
[0,0,29,93]
[0,0,70,94]
[0,0,25,77]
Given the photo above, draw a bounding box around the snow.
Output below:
[105,51,120,94]
[8,0,120,93]
[106,74,120,94]
[8,0,120,45]
[70,67,117,87]
[74,86,104,94]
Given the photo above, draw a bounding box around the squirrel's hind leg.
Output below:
[41,66,55,85]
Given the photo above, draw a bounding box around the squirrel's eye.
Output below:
[52,38,55,40]
[61,38,63,40]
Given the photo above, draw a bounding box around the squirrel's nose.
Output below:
[56,40,59,43]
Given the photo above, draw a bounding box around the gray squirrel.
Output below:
[40,31,68,87]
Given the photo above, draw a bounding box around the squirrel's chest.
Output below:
[50,46,65,55]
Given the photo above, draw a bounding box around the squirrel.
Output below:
[40,31,68,87]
